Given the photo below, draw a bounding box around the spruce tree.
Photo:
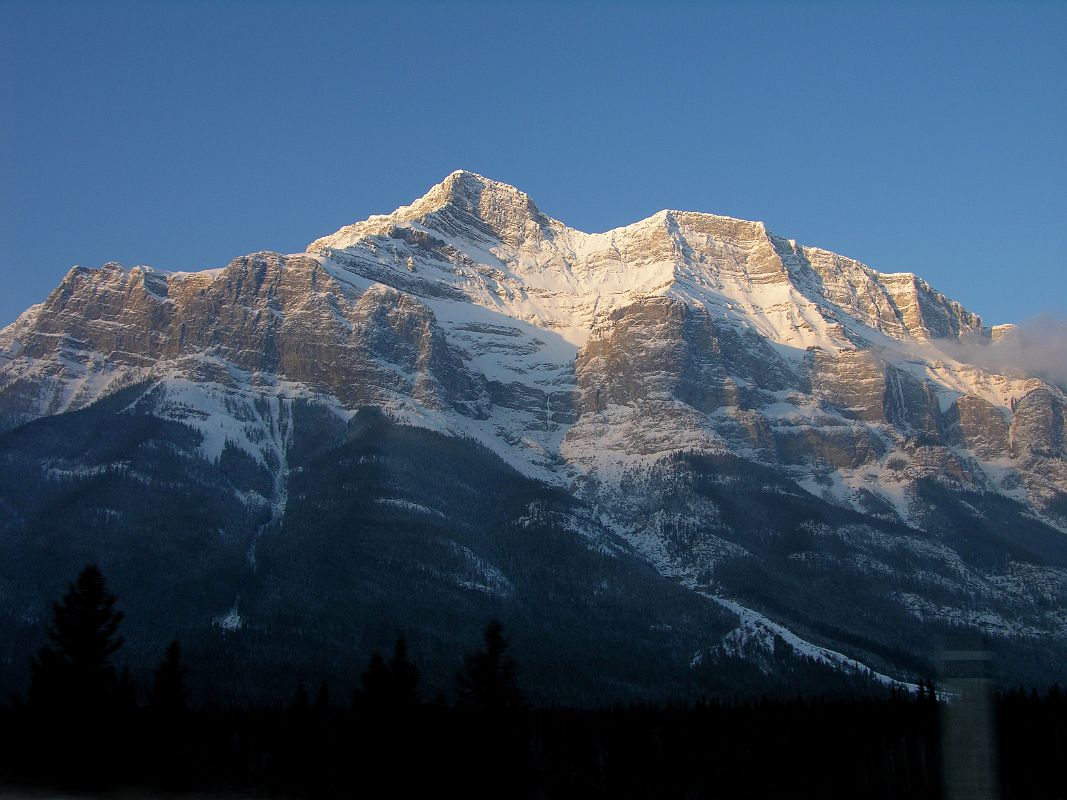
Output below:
[314,679,331,713]
[360,653,391,710]
[150,640,187,715]
[360,637,421,710]
[28,564,125,716]
[456,620,523,711]
[291,681,310,712]
[387,637,420,709]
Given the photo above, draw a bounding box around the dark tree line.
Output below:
[2,564,1067,798]
[19,565,525,716]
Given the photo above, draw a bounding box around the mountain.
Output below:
[1,170,1065,700]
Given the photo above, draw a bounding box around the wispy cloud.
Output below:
[940,314,1067,389]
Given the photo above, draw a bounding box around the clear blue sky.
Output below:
[2,0,1064,327]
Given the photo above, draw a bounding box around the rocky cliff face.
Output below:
[2,169,1066,689]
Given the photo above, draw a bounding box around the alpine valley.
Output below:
[2,171,1066,702]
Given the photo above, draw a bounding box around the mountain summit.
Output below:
[308,170,549,252]
[1,172,1065,698]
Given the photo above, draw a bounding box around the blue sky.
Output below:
[1,0,1064,327]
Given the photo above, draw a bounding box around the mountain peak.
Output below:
[307,170,547,253]
[440,168,497,192]
[424,169,542,218]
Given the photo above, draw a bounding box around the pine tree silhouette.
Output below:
[29,564,125,716]
[456,620,523,711]
[387,637,420,709]
[291,681,310,712]
[147,639,189,787]
[314,679,330,709]
[150,640,187,715]
[360,653,391,709]
[25,565,128,786]
[360,637,421,710]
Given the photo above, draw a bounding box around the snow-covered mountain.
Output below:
[2,170,1065,697]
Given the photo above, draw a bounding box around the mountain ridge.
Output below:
[3,172,1061,505]
[1,171,1065,695]
[309,169,986,341]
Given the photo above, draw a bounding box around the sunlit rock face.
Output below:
[4,170,1065,508]
[3,170,1067,690]
[945,395,1010,460]
[1011,388,1067,459]
[575,297,794,415]
[0,250,490,428]
[805,349,889,425]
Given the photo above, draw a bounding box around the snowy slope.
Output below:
[3,170,1067,686]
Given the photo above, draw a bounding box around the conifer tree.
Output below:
[291,681,310,712]
[360,653,391,709]
[360,637,421,710]
[314,679,330,713]
[456,620,523,711]
[150,640,187,715]
[116,665,137,713]
[28,564,125,715]
[387,637,420,709]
